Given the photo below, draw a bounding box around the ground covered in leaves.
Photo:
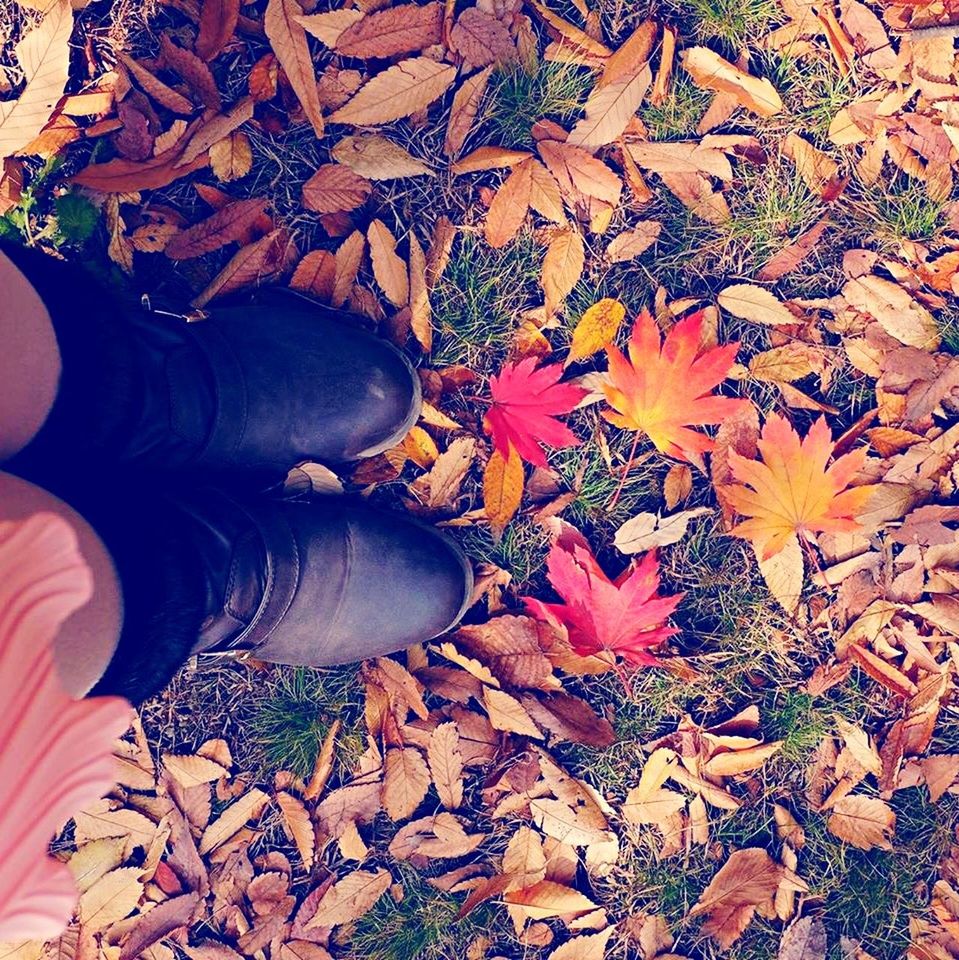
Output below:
[4,0,959,956]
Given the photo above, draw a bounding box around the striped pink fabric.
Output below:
[0,513,132,941]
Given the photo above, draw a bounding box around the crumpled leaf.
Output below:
[614,507,712,554]
[681,47,783,117]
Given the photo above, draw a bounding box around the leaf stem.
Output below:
[607,431,640,511]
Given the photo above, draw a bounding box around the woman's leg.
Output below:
[0,251,62,460]
[0,472,121,698]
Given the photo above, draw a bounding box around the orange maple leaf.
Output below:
[602,309,747,463]
[725,414,872,560]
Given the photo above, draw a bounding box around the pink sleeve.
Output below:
[0,513,133,942]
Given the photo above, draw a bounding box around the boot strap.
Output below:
[219,498,300,657]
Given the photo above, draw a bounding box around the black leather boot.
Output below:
[86,484,472,703]
[2,244,421,480]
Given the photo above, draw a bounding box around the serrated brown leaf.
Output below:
[78,867,144,932]
[483,686,543,738]
[302,163,372,214]
[689,848,790,948]
[198,788,270,854]
[503,826,547,889]
[449,8,516,70]
[504,880,598,919]
[0,0,74,163]
[567,63,651,151]
[367,218,409,307]
[444,65,492,157]
[520,692,615,747]
[159,35,221,111]
[332,229,365,307]
[485,158,534,248]
[542,227,585,315]
[165,197,267,260]
[827,795,895,850]
[210,131,252,181]
[546,927,616,960]
[265,0,325,138]
[296,10,365,47]
[305,869,392,929]
[329,57,457,126]
[427,722,465,809]
[119,892,200,960]
[383,748,431,820]
[456,615,556,690]
[290,249,336,300]
[276,792,315,870]
[197,0,240,60]
[538,140,621,228]
[163,751,231,785]
[408,229,431,351]
[334,3,442,58]
[483,446,524,538]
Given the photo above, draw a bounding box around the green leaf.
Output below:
[55,192,99,244]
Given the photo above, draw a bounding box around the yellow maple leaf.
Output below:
[725,414,872,560]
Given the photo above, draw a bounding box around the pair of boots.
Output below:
[2,244,472,703]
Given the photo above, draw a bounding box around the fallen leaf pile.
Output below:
[7,0,959,953]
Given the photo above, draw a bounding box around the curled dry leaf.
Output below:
[717,284,797,326]
[681,47,783,117]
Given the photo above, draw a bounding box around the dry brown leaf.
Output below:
[165,197,267,260]
[482,686,543,738]
[265,0,325,138]
[484,446,524,538]
[162,752,230,786]
[192,229,293,307]
[383,748,431,820]
[444,66,492,158]
[295,9,365,47]
[567,64,652,151]
[717,284,796,325]
[453,145,532,174]
[606,222,661,263]
[78,867,144,932]
[504,825,548,890]
[198,788,269,854]
[329,57,457,126]
[334,2,442,58]
[681,47,783,117]
[305,868,392,929]
[197,0,240,60]
[276,792,315,871]
[827,795,895,850]
[427,721,465,809]
[290,249,336,300]
[332,133,433,179]
[546,927,616,960]
[119,54,196,115]
[485,158,534,248]
[210,131,252,181]
[408,229,432,351]
[449,8,516,69]
[332,229,365,307]
[663,463,692,509]
[689,848,792,948]
[842,274,940,349]
[178,97,255,165]
[68,837,127,894]
[504,880,599,920]
[367,218,409,306]
[302,163,372,213]
[304,720,340,801]
[0,0,73,162]
[542,227,585,315]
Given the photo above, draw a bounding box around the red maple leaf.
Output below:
[522,532,683,668]
[484,357,585,467]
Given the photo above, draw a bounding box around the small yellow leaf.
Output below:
[567,298,625,365]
